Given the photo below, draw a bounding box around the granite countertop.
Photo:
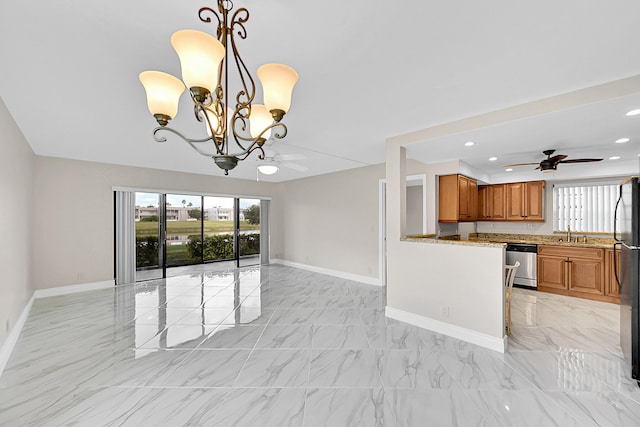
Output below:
[468,233,615,249]
[401,236,506,248]
[401,233,614,249]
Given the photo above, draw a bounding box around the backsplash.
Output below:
[470,232,615,246]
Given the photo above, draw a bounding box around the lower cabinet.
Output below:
[537,245,618,303]
[538,255,567,291]
[605,248,621,298]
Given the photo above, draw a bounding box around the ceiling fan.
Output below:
[502,149,603,171]
[257,149,308,175]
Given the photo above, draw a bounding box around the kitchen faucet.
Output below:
[567,225,572,242]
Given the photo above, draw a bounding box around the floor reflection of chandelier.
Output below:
[139,0,298,175]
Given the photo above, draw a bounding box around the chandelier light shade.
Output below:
[139,71,185,125]
[249,104,273,140]
[139,0,299,175]
[170,30,225,96]
[257,64,299,119]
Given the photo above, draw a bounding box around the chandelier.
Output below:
[139,0,299,175]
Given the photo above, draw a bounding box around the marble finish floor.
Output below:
[1,265,640,426]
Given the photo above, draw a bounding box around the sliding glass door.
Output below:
[165,194,203,267]
[134,192,164,281]
[238,198,260,267]
[203,196,236,263]
[132,192,266,281]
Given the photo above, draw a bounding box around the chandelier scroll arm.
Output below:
[233,122,288,144]
[195,103,227,153]
[228,7,256,117]
[234,143,265,161]
[153,126,217,158]
[198,6,223,38]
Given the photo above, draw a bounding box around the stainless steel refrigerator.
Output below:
[615,177,640,385]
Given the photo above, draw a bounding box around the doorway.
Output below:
[378,174,428,287]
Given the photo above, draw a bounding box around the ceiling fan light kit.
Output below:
[139,0,298,175]
[257,163,279,175]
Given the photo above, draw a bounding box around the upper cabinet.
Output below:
[440,176,544,223]
[438,174,478,222]
[505,180,545,221]
[478,184,506,221]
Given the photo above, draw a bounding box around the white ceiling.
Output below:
[1,0,640,183]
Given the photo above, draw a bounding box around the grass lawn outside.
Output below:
[136,220,259,237]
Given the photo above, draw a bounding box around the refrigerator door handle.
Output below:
[614,184,622,242]
[614,242,622,289]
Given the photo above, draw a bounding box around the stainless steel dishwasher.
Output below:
[505,243,538,289]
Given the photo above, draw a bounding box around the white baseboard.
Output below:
[33,280,114,299]
[1,279,116,378]
[385,306,507,353]
[270,259,382,286]
[0,295,34,377]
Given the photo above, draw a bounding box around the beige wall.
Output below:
[33,157,281,290]
[0,98,35,346]
[276,160,427,281]
[406,185,423,235]
[277,164,385,279]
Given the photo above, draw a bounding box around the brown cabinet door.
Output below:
[538,255,567,290]
[506,183,525,220]
[477,186,490,219]
[438,174,459,222]
[568,258,605,296]
[469,178,478,221]
[458,175,469,220]
[490,184,506,220]
[525,181,545,221]
[606,248,621,297]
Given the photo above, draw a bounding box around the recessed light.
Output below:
[489,157,498,161]
[626,109,640,116]
[505,168,513,172]
[464,141,475,147]
[616,138,630,144]
[609,156,621,160]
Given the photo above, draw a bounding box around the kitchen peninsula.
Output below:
[388,231,508,353]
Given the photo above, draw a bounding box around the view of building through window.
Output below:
[134,193,261,277]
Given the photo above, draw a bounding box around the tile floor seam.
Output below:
[3,266,639,426]
[228,304,277,388]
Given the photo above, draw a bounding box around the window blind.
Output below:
[553,184,618,233]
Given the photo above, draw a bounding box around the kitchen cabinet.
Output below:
[605,247,621,299]
[506,181,545,221]
[477,184,506,220]
[537,245,612,303]
[438,174,477,222]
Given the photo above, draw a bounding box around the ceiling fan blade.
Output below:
[558,158,603,164]
[281,162,309,172]
[501,162,539,167]
[548,154,567,164]
[277,154,306,161]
